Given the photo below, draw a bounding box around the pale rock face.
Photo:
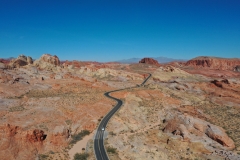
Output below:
[234,65,240,72]
[77,67,143,81]
[8,55,33,68]
[50,125,70,146]
[0,62,5,69]
[163,113,235,149]
[8,54,33,68]
[152,65,191,81]
[33,54,60,70]
[27,56,33,64]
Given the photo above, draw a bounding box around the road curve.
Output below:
[94,73,151,160]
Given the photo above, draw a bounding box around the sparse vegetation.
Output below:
[73,153,89,160]
[65,119,72,125]
[106,146,117,154]
[38,154,49,160]
[70,130,90,145]
[9,106,25,112]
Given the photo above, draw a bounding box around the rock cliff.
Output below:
[185,56,240,70]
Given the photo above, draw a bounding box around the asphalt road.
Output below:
[94,73,151,160]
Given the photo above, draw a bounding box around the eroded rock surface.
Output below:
[1,54,240,160]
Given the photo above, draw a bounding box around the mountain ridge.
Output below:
[115,57,187,64]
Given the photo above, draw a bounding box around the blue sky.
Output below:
[0,0,240,62]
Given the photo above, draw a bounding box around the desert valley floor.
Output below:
[0,54,240,160]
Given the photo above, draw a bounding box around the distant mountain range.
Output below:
[115,57,188,64]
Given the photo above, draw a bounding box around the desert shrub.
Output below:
[38,154,49,160]
[65,119,72,125]
[107,146,117,154]
[109,131,116,136]
[74,153,89,160]
[9,106,25,112]
[70,130,90,144]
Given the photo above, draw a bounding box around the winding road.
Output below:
[94,73,151,160]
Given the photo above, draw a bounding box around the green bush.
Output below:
[38,154,49,160]
[9,106,25,112]
[74,153,89,160]
[70,130,90,144]
[106,146,117,154]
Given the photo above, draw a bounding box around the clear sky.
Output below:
[0,0,240,62]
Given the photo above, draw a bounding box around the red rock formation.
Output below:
[0,124,46,160]
[211,80,223,88]
[185,56,240,70]
[0,58,10,64]
[205,126,234,148]
[62,60,102,69]
[211,79,230,88]
[27,129,46,143]
[139,58,160,66]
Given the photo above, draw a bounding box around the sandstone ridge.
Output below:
[185,56,240,70]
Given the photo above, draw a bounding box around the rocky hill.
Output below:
[33,54,60,70]
[116,57,187,64]
[139,58,160,66]
[185,56,240,70]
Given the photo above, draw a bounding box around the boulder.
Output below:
[11,58,28,68]
[163,114,235,149]
[211,80,223,88]
[211,79,230,88]
[205,125,235,148]
[234,65,240,72]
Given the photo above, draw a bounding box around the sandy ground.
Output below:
[68,132,94,160]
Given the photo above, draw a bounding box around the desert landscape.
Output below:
[1,0,240,159]
[0,54,240,160]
